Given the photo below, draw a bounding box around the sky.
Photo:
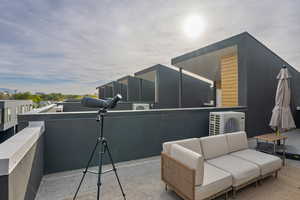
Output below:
[0,0,299,94]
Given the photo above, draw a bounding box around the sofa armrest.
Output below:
[170,144,204,186]
[161,152,196,200]
[161,144,204,200]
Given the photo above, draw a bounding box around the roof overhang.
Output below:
[172,45,237,82]
[135,70,156,82]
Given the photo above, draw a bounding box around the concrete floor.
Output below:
[35,129,300,200]
[35,156,300,200]
[35,156,183,200]
[282,129,300,154]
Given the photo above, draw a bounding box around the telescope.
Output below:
[81,94,122,109]
[74,93,127,200]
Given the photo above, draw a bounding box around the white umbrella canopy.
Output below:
[269,66,296,132]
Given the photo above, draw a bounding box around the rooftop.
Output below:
[33,129,300,200]
[36,154,300,200]
[1,106,299,200]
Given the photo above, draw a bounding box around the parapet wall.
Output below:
[0,121,44,200]
[18,107,246,174]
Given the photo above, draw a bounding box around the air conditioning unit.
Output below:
[209,111,245,135]
[132,103,150,110]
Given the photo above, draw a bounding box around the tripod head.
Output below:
[97,108,107,121]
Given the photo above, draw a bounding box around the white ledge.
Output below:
[27,104,56,114]
[0,121,45,176]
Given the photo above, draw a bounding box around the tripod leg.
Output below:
[73,139,99,200]
[97,141,105,200]
[104,141,126,200]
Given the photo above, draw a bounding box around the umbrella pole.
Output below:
[276,128,281,145]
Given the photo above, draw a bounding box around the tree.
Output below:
[12,92,32,100]
[7,92,91,104]
[31,95,41,104]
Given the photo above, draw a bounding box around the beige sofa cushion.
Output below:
[195,162,232,200]
[207,155,260,187]
[230,149,282,176]
[163,138,202,155]
[170,144,204,186]
[200,135,229,159]
[226,131,248,153]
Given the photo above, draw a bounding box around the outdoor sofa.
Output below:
[161,131,282,200]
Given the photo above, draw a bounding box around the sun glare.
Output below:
[183,15,205,39]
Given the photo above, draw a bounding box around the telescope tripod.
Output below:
[73,109,126,200]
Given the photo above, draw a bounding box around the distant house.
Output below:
[0,100,33,141]
[134,64,212,109]
[116,75,154,102]
[97,76,155,103]
[171,32,300,136]
[96,81,118,99]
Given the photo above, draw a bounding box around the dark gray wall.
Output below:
[243,34,300,137]
[140,79,155,102]
[156,65,180,108]
[137,65,212,109]
[118,83,128,101]
[0,135,44,200]
[18,106,246,174]
[113,102,133,110]
[62,102,99,112]
[98,82,117,99]
[107,76,155,103]
[127,77,141,101]
[99,83,125,99]
[0,175,8,200]
[181,73,212,108]
[99,82,125,99]
[98,87,105,99]
[112,81,121,96]
[0,127,15,144]
[104,86,113,98]
[296,110,300,128]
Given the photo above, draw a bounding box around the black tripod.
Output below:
[73,108,126,200]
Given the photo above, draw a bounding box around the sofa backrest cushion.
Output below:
[226,131,248,153]
[200,134,229,160]
[170,144,204,186]
[163,138,202,155]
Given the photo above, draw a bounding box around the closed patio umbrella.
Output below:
[269,66,296,133]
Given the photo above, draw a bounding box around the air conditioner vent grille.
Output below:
[209,111,245,136]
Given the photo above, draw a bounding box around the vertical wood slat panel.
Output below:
[221,54,238,107]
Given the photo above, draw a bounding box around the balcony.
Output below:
[1,106,300,200]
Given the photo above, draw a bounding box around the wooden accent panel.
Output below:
[221,54,238,107]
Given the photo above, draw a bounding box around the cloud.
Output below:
[0,0,299,94]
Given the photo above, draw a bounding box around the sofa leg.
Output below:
[225,191,229,200]
[165,184,168,191]
[255,180,258,187]
[275,171,278,178]
[232,188,237,199]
